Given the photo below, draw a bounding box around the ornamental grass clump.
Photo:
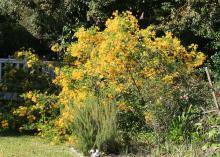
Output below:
[68,94,117,155]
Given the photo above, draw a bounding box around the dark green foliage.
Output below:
[0,0,220,60]
[211,53,220,81]
[0,16,50,57]
[158,0,220,58]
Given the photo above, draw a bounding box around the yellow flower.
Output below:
[1,120,9,129]
[188,43,198,50]
[144,112,153,125]
[118,102,130,111]
[162,75,174,83]
[25,91,33,99]
[14,106,28,117]
[27,115,36,123]
[8,69,17,78]
[165,32,173,38]
[55,118,64,127]
[17,51,24,57]
[31,96,37,103]
[193,52,206,67]
[51,43,61,52]
[48,63,53,68]
[143,67,156,78]
[26,60,33,68]
[72,71,84,80]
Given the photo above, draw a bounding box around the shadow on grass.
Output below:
[0,129,38,137]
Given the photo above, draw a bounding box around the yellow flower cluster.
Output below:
[105,11,139,33]
[72,70,84,80]
[23,91,38,103]
[118,102,131,112]
[144,112,153,126]
[24,91,33,99]
[27,115,36,123]
[55,118,65,127]
[55,109,75,128]
[51,43,62,53]
[143,67,156,78]
[1,120,9,129]
[31,96,37,103]
[65,12,205,85]
[15,49,39,68]
[17,51,23,57]
[13,106,28,117]
[53,12,206,134]
[8,69,17,78]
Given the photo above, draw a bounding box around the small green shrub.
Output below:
[68,94,118,154]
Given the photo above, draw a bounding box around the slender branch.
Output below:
[204,67,220,111]
[125,65,145,105]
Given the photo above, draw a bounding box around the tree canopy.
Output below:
[0,0,219,62]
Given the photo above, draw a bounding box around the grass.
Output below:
[0,135,76,157]
[0,135,219,157]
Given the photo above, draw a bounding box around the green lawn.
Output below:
[0,135,218,157]
[0,136,77,157]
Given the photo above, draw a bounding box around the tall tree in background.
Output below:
[0,0,219,61]
[0,0,119,56]
[158,0,220,57]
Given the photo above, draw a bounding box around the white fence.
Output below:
[0,58,26,80]
[0,58,56,100]
[0,58,26,100]
[0,58,57,81]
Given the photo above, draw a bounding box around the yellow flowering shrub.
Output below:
[55,12,205,109]
[0,12,209,152]
[51,11,207,150]
[15,49,40,68]
[0,50,58,132]
[5,90,60,135]
[58,14,205,107]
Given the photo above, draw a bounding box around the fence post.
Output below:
[16,63,19,69]
[204,67,220,111]
[23,59,26,69]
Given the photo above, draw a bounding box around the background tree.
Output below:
[158,0,220,57]
[0,0,116,56]
[0,0,219,62]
